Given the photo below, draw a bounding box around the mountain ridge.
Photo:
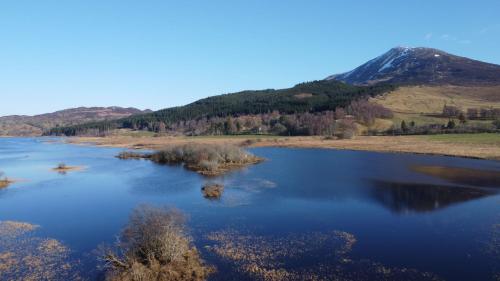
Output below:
[326,46,500,86]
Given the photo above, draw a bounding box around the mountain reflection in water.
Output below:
[370,180,497,213]
[411,165,500,188]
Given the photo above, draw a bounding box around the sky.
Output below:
[1,0,500,116]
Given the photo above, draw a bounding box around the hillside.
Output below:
[0,107,151,136]
[324,47,500,130]
[327,47,500,86]
[47,80,394,136]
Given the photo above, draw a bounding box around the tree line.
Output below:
[46,80,395,136]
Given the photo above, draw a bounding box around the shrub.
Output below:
[493,119,500,129]
[335,119,357,139]
[57,163,67,169]
[201,183,224,199]
[103,205,213,281]
[117,151,149,160]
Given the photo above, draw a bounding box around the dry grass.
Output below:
[71,134,500,160]
[371,85,500,114]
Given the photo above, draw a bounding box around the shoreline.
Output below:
[63,134,500,161]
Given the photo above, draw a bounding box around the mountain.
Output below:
[326,47,500,86]
[47,80,394,136]
[0,106,152,136]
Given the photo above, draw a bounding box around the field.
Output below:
[371,85,500,115]
[369,85,500,129]
[67,133,500,160]
[422,133,500,145]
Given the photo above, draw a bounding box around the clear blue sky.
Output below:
[1,0,499,116]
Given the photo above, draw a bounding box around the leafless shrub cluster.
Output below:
[347,100,394,125]
[102,205,213,281]
[116,151,149,160]
[0,171,11,188]
[335,119,357,139]
[151,143,261,174]
[201,183,224,199]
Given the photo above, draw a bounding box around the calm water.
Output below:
[0,138,499,281]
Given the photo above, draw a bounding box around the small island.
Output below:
[117,143,263,176]
[0,171,14,188]
[201,183,224,199]
[51,163,85,173]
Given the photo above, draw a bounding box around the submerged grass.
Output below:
[205,229,443,281]
[0,220,82,281]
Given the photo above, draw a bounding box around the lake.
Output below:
[0,138,499,281]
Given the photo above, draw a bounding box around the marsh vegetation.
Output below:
[51,163,84,173]
[0,171,13,188]
[201,183,224,199]
[118,143,263,176]
[0,220,81,280]
[206,229,443,281]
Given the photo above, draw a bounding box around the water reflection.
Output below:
[412,165,500,188]
[370,180,497,213]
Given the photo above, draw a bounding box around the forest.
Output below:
[46,80,395,136]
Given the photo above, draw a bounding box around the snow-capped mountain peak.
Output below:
[325,47,500,86]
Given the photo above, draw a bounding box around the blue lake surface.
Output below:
[0,137,499,281]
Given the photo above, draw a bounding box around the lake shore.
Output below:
[66,133,500,160]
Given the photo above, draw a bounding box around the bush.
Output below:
[57,163,67,169]
[201,183,224,199]
[335,119,357,139]
[493,119,500,129]
[103,205,213,281]
[117,151,149,159]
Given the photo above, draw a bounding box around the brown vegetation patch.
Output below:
[371,85,500,115]
[51,163,85,173]
[0,180,12,188]
[73,133,500,160]
[205,229,441,281]
[201,183,224,199]
[411,165,500,188]
[117,143,263,176]
[0,221,81,280]
[293,93,313,99]
[116,151,150,160]
[102,205,214,281]
[0,221,39,236]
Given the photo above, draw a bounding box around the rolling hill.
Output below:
[0,107,151,136]
[47,80,394,136]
